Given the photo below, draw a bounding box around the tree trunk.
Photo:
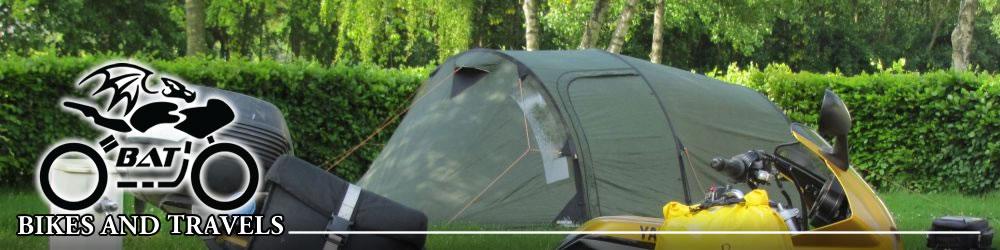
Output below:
[926,13,943,53]
[185,0,209,56]
[607,0,639,54]
[927,0,951,55]
[579,0,610,49]
[649,0,665,63]
[951,0,977,71]
[523,0,540,51]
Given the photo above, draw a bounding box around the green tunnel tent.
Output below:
[357,49,799,225]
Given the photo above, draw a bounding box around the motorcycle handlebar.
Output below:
[711,156,749,181]
[710,150,775,183]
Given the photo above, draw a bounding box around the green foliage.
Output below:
[983,0,1000,40]
[747,0,964,73]
[1,0,185,58]
[540,0,592,49]
[539,0,1000,74]
[204,0,285,58]
[714,64,1000,193]
[0,56,427,185]
[0,0,482,66]
[2,56,997,194]
[684,0,790,55]
[323,0,474,66]
[542,0,794,66]
[468,0,525,50]
[0,56,104,185]
[8,0,1000,74]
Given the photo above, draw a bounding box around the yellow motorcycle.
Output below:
[557,90,959,250]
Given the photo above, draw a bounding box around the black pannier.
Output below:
[250,155,427,250]
[927,216,993,250]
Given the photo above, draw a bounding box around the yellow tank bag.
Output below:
[655,189,793,250]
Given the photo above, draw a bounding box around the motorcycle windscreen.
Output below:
[567,75,685,217]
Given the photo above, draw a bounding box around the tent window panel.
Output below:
[451,67,489,98]
[512,77,572,184]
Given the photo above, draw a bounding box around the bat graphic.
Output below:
[78,63,157,115]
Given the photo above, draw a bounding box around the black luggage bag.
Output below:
[250,155,427,250]
[927,216,994,250]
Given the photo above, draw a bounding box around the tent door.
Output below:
[560,72,686,217]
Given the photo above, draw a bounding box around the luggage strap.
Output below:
[324,183,361,250]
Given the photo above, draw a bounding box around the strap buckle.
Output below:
[324,217,351,250]
[323,184,362,250]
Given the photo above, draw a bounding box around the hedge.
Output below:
[0,56,426,185]
[713,64,1000,193]
[1,57,997,193]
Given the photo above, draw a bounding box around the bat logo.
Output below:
[38,61,260,213]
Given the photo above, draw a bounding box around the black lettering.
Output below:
[160,147,180,167]
[136,150,153,167]
[116,147,139,166]
[639,225,657,241]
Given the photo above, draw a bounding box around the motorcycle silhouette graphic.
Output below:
[38,63,258,211]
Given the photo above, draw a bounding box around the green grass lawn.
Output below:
[880,192,1000,249]
[2,189,996,249]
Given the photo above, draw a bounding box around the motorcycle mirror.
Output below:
[818,90,851,137]
[817,89,851,169]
